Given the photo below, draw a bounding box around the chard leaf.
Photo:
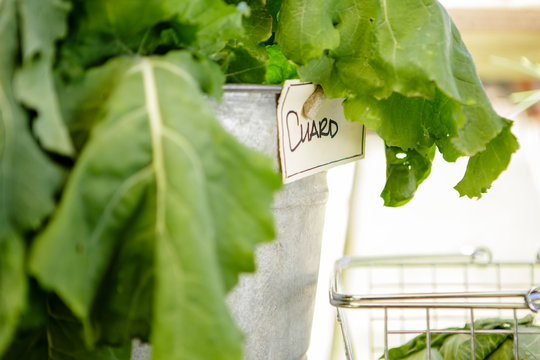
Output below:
[485,339,515,360]
[15,0,74,156]
[90,215,155,345]
[386,317,538,360]
[30,51,280,360]
[279,0,516,204]
[342,92,437,151]
[17,0,70,61]
[400,348,444,360]
[47,297,132,360]
[2,280,49,360]
[166,0,245,56]
[439,332,509,360]
[276,0,340,64]
[220,0,274,84]
[386,332,452,359]
[266,0,282,30]
[58,0,243,78]
[455,121,519,198]
[439,334,469,359]
[223,45,268,84]
[381,145,435,207]
[516,331,540,359]
[0,1,62,355]
[264,44,298,85]
[56,57,136,152]
[1,326,48,360]
[57,0,172,76]
[233,0,273,46]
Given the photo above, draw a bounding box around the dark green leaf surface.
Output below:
[220,1,273,85]
[47,298,132,360]
[237,0,273,46]
[30,51,280,360]
[223,45,267,83]
[381,145,435,206]
[1,326,48,360]
[0,234,26,358]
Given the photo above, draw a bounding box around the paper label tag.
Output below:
[277,80,365,183]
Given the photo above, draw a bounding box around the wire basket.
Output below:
[329,247,540,360]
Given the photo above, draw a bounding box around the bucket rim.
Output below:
[223,83,282,93]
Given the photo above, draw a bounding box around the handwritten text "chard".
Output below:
[287,110,338,152]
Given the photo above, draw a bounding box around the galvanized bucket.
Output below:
[132,84,328,360]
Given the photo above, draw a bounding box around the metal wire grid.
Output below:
[329,248,540,360]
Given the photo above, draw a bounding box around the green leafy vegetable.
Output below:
[221,0,274,84]
[223,45,268,83]
[276,0,340,65]
[384,316,540,360]
[381,145,435,207]
[29,51,280,359]
[15,0,74,157]
[454,121,519,197]
[386,331,453,359]
[56,0,245,80]
[0,0,520,359]
[403,348,445,360]
[439,332,508,359]
[278,0,518,205]
[486,331,540,360]
[0,0,63,354]
[265,45,298,84]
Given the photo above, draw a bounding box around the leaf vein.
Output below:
[87,166,153,248]
[152,60,198,89]
[162,126,205,182]
[141,59,167,238]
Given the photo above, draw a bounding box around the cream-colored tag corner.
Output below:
[276,80,365,184]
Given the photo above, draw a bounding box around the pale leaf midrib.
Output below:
[140,59,167,238]
[139,58,207,235]
[139,58,211,314]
